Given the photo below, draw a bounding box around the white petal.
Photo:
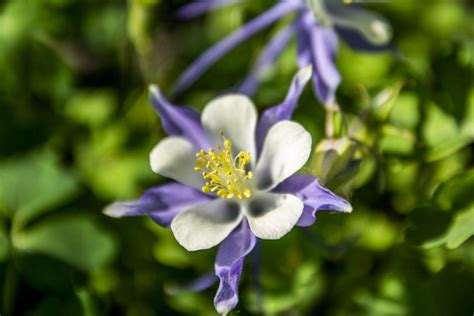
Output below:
[254,121,312,190]
[201,94,257,160]
[170,199,243,251]
[149,136,203,189]
[245,193,303,240]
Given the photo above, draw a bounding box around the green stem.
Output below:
[2,258,18,316]
[325,102,340,138]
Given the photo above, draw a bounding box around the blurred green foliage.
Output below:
[0,0,473,315]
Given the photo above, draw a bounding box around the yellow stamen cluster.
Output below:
[195,138,252,199]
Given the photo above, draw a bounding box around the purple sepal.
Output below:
[149,85,211,150]
[273,175,352,227]
[299,12,341,106]
[166,273,218,295]
[176,0,242,20]
[238,23,295,96]
[296,14,311,68]
[255,65,312,153]
[214,220,256,315]
[104,182,212,228]
[173,1,302,94]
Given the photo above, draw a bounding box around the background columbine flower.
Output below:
[174,0,393,106]
[104,68,352,314]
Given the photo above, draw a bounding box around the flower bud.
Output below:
[311,137,360,189]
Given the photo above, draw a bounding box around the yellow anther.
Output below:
[194,137,252,200]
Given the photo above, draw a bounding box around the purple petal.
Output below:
[165,273,218,295]
[273,175,352,227]
[255,65,312,153]
[176,0,243,20]
[214,220,256,315]
[238,23,295,96]
[149,85,212,150]
[299,12,341,106]
[103,182,213,228]
[310,29,341,105]
[296,14,311,67]
[173,1,303,94]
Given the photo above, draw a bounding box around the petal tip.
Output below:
[103,203,127,218]
[298,65,313,83]
[149,85,161,101]
[215,297,238,316]
[149,84,159,93]
[343,203,353,213]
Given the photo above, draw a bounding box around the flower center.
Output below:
[194,138,252,200]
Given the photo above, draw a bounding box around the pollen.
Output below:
[194,137,252,200]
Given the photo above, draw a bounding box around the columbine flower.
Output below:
[104,67,352,314]
[175,0,392,106]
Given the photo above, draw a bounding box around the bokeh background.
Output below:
[0,0,473,315]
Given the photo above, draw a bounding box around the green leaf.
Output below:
[31,297,82,316]
[76,288,99,316]
[443,205,474,249]
[379,125,415,155]
[406,172,474,249]
[13,215,117,271]
[372,82,404,122]
[0,224,9,261]
[434,169,474,210]
[0,150,79,227]
[388,92,420,130]
[422,89,473,163]
[421,2,465,38]
[338,48,392,89]
[246,262,324,314]
[405,207,452,247]
[424,204,474,249]
[422,102,459,148]
[424,136,472,162]
[64,90,117,126]
[354,290,407,316]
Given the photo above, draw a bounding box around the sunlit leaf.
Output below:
[405,207,452,247]
[13,215,117,271]
[442,204,474,249]
[0,150,79,227]
[379,125,415,155]
[422,102,460,149]
[64,90,117,126]
[372,82,404,122]
[388,92,419,130]
[246,262,324,314]
[424,136,472,162]
[0,225,9,261]
[434,169,474,210]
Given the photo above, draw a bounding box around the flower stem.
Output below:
[251,240,264,315]
[2,259,18,316]
[325,102,340,138]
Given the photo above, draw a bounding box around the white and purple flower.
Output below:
[104,67,352,314]
[174,0,393,106]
